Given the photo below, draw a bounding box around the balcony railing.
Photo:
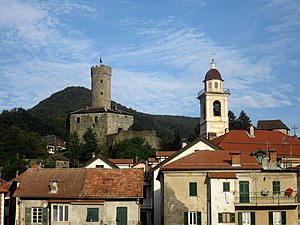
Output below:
[197,88,230,98]
[235,191,298,205]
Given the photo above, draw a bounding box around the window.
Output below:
[214,82,218,88]
[100,79,103,83]
[273,181,280,195]
[96,165,104,168]
[25,207,48,224]
[213,100,221,116]
[208,82,212,88]
[184,212,201,225]
[76,117,81,124]
[52,205,68,222]
[86,208,99,222]
[223,182,230,192]
[32,208,43,224]
[95,116,99,123]
[101,92,103,95]
[189,182,197,197]
[238,212,255,225]
[269,211,286,225]
[218,213,235,223]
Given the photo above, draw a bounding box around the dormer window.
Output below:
[49,181,58,193]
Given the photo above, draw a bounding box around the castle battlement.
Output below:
[91,65,112,75]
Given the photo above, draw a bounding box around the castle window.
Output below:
[100,92,103,95]
[100,80,103,83]
[213,100,221,116]
[76,117,80,124]
[95,116,99,123]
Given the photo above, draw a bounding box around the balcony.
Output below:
[197,88,230,98]
[234,191,298,206]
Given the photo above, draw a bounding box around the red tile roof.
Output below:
[0,186,8,193]
[83,169,143,198]
[207,172,237,179]
[156,151,177,157]
[109,159,133,164]
[161,150,261,171]
[13,168,143,199]
[212,130,300,157]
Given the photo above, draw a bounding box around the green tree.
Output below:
[229,110,252,130]
[81,128,100,162]
[112,137,155,161]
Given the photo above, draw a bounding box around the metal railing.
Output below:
[197,88,230,97]
[234,191,298,205]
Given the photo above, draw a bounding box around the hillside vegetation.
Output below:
[29,86,199,141]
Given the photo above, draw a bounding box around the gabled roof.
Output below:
[51,155,70,161]
[212,130,300,157]
[257,119,290,131]
[0,186,8,193]
[150,136,222,172]
[161,150,261,171]
[156,151,177,157]
[82,154,119,169]
[109,159,133,165]
[13,168,143,199]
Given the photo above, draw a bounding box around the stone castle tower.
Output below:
[197,59,230,140]
[91,65,112,109]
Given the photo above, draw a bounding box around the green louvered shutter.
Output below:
[218,213,222,223]
[25,207,31,225]
[281,211,286,225]
[250,212,255,225]
[42,208,48,224]
[268,212,273,225]
[184,212,188,225]
[238,212,242,225]
[197,212,201,225]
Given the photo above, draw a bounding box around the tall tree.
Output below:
[81,128,100,162]
[229,110,252,130]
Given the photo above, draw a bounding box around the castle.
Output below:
[67,63,159,149]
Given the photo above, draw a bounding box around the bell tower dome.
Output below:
[197,59,230,140]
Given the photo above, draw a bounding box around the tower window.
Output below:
[208,82,212,88]
[214,82,218,88]
[100,92,103,95]
[76,117,81,124]
[100,80,103,83]
[213,100,221,116]
[95,116,99,123]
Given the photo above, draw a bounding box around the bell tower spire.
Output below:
[197,58,230,140]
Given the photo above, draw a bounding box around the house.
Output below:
[12,168,143,225]
[212,129,300,168]
[159,150,299,225]
[257,120,290,135]
[83,154,119,169]
[50,155,70,168]
[150,136,222,225]
[43,135,66,154]
[0,186,7,225]
[109,159,134,169]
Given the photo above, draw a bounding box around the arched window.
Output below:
[76,117,81,123]
[213,100,221,116]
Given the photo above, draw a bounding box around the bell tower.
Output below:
[197,59,230,140]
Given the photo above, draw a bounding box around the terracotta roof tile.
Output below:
[0,186,8,193]
[156,151,177,157]
[13,168,143,199]
[207,172,237,179]
[161,150,261,171]
[82,169,143,198]
[212,130,300,157]
[109,159,133,164]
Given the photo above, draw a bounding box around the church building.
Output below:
[198,59,230,140]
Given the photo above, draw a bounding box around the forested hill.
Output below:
[29,86,199,141]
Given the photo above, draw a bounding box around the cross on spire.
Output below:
[210,51,216,61]
[210,51,216,69]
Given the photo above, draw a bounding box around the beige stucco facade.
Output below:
[16,199,140,225]
[161,169,299,225]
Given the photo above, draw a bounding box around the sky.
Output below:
[0,0,300,134]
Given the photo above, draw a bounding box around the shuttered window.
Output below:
[86,208,99,222]
[273,181,280,195]
[189,182,197,196]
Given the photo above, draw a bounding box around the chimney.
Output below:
[249,125,255,137]
[230,151,241,166]
[181,138,187,148]
[269,150,277,163]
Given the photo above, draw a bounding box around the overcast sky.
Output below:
[0,0,300,134]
